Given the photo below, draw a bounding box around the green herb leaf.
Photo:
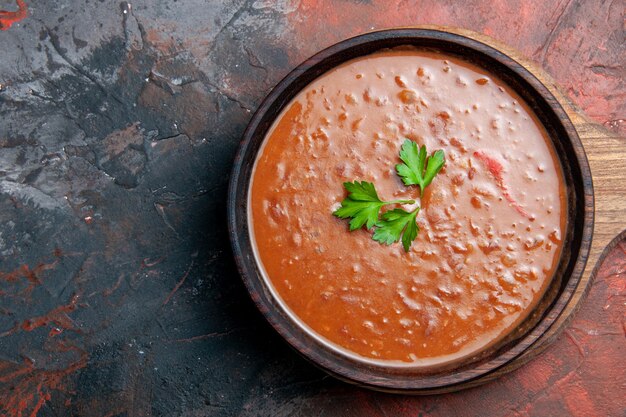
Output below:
[333,141,444,252]
[333,181,414,231]
[372,207,420,252]
[395,139,446,196]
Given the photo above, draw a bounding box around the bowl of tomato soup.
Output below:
[228,29,592,392]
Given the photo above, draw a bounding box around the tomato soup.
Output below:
[249,48,566,365]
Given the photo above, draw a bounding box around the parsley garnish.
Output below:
[373,207,420,252]
[396,139,446,196]
[332,181,415,231]
[333,140,445,252]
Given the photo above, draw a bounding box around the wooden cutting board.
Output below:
[229,25,625,394]
[423,26,626,390]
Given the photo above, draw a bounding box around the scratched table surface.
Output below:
[0,0,624,416]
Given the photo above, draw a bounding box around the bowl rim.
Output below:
[227,28,594,392]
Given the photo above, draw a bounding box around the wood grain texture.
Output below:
[432,27,626,375]
[390,26,626,390]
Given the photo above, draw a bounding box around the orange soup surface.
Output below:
[250,48,566,365]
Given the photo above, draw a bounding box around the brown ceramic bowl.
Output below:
[227,28,593,393]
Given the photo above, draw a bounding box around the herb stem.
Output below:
[386,199,415,205]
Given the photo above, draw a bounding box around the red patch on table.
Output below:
[21,293,81,332]
[0,346,88,417]
[0,0,28,31]
[0,262,54,297]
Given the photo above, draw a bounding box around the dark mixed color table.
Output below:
[1,1,624,416]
